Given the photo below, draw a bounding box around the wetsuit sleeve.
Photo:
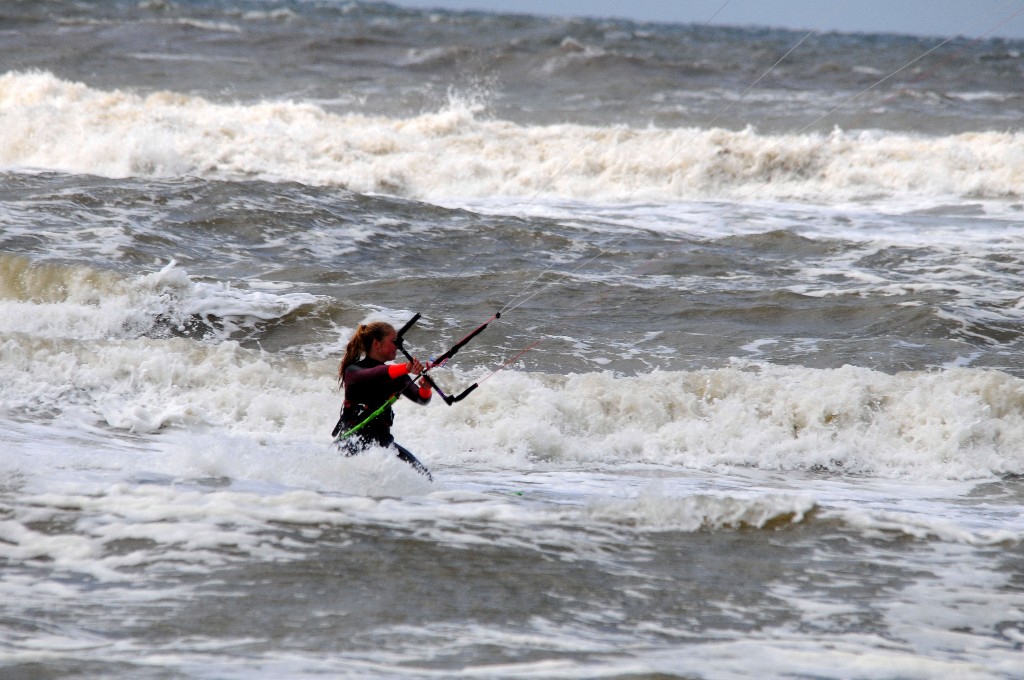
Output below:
[401,376,432,404]
[344,362,430,405]
[344,363,393,389]
[387,363,410,379]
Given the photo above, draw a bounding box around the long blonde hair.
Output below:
[338,321,395,384]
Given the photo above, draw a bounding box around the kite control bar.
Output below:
[394,312,500,405]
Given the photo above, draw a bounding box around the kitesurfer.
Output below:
[333,321,433,479]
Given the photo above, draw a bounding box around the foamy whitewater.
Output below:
[1,2,1023,678]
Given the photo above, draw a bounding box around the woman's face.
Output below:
[371,331,398,362]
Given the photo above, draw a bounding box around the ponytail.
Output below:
[338,321,395,384]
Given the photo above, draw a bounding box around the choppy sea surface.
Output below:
[2,2,1024,678]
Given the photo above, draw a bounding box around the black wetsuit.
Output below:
[333,357,432,479]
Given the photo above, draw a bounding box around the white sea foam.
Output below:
[583,490,816,531]
[0,255,318,342]
[2,252,1022,481]
[1,71,1021,205]
[3,271,1023,481]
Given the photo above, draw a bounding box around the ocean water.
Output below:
[2,2,1024,678]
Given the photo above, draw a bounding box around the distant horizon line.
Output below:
[378,0,1024,41]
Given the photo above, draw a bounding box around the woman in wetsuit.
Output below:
[332,321,433,479]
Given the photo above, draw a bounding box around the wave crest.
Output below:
[1,70,1020,203]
